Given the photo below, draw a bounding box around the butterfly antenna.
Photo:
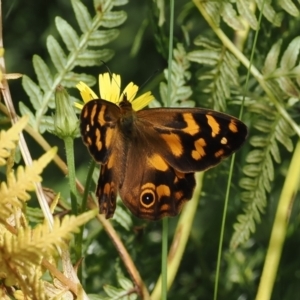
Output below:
[125,69,160,102]
[138,69,160,92]
[100,60,113,75]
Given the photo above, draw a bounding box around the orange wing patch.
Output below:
[161,132,183,157]
[107,152,115,169]
[147,154,169,171]
[157,184,171,197]
[182,113,200,135]
[214,149,225,158]
[192,138,207,160]
[229,119,238,133]
[98,105,107,126]
[90,104,97,126]
[206,115,220,137]
[95,128,102,151]
[105,127,114,148]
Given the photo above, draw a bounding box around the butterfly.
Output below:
[80,95,247,220]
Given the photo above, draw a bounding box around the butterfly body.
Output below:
[80,96,247,220]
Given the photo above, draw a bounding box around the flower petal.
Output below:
[132,91,155,111]
[122,82,138,102]
[76,82,98,103]
[74,102,83,110]
[99,73,121,103]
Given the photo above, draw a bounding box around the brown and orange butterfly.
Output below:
[80,79,247,221]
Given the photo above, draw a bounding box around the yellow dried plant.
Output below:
[0,117,96,299]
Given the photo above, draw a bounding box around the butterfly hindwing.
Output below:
[119,146,196,220]
[96,163,117,219]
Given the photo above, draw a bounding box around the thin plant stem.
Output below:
[161,0,175,299]
[64,136,78,216]
[151,172,203,300]
[162,218,168,300]
[255,140,300,300]
[78,160,96,284]
[214,2,264,299]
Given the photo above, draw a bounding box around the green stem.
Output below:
[151,172,203,300]
[214,154,236,300]
[77,160,96,284]
[255,140,300,300]
[161,218,168,300]
[64,136,82,280]
[64,136,78,216]
[215,4,264,298]
[161,1,175,298]
[81,160,96,214]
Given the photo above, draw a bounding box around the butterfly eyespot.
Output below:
[140,190,156,208]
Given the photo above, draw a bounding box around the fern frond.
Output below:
[0,116,28,166]
[0,210,96,299]
[103,263,136,300]
[201,0,286,30]
[187,36,240,111]
[0,148,57,220]
[263,36,300,98]
[230,101,295,249]
[20,0,127,133]
[158,44,193,108]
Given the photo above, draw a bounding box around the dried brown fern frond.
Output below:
[0,148,57,221]
[0,210,97,299]
[0,116,28,166]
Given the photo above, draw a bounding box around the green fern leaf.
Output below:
[76,49,114,66]
[101,11,127,28]
[231,99,295,249]
[263,39,282,75]
[236,0,258,30]
[202,1,221,27]
[22,75,44,111]
[278,0,299,17]
[55,17,80,51]
[280,36,300,70]
[256,0,282,26]
[89,29,119,46]
[71,0,92,32]
[158,44,193,107]
[33,55,54,92]
[18,102,37,131]
[188,37,239,111]
[47,35,67,71]
[61,72,96,87]
[113,204,133,231]
[221,2,245,30]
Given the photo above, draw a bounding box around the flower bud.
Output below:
[53,85,79,139]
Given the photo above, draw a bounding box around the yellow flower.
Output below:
[75,73,154,111]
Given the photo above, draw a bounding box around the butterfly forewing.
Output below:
[137,108,247,172]
[80,100,120,164]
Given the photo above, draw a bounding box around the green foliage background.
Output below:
[2,0,300,299]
